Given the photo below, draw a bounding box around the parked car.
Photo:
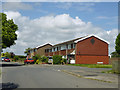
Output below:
[24,58,34,64]
[48,56,53,64]
[1,57,6,62]
[4,57,10,62]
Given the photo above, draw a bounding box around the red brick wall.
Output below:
[45,53,49,56]
[49,52,53,56]
[76,36,109,64]
[76,55,109,64]
[76,36,108,56]
[54,51,59,55]
[60,50,66,56]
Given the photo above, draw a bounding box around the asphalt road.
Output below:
[1,63,118,88]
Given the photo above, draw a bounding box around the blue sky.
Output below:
[2,2,118,55]
[17,2,118,30]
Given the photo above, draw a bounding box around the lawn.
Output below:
[67,64,112,68]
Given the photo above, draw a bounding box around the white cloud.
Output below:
[3,11,118,55]
[55,2,95,12]
[2,2,33,11]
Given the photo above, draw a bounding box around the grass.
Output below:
[101,70,120,74]
[67,64,112,68]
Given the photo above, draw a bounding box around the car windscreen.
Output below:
[5,58,9,59]
[28,59,33,60]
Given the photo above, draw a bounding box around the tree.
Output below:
[115,33,120,55]
[111,51,120,57]
[10,52,15,58]
[0,13,18,49]
[24,47,32,55]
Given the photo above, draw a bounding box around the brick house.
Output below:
[45,35,109,64]
[28,43,52,58]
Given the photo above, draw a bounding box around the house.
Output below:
[45,34,109,64]
[28,43,52,58]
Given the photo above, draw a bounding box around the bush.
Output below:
[41,56,48,63]
[32,55,40,63]
[14,56,19,60]
[53,55,62,64]
[63,58,67,64]
[36,59,40,64]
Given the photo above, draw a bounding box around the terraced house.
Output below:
[29,34,109,64]
[45,34,109,64]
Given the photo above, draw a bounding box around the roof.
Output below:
[36,43,52,49]
[38,34,109,50]
[53,36,87,46]
[74,34,109,44]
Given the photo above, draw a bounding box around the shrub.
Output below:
[63,58,67,64]
[32,55,40,63]
[53,55,62,64]
[36,59,40,64]
[41,56,48,63]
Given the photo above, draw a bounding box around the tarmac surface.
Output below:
[0,62,119,88]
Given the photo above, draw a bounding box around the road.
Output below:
[1,63,118,89]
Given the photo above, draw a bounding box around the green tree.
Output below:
[24,47,32,55]
[111,51,120,57]
[5,52,11,58]
[115,33,120,55]
[1,13,18,49]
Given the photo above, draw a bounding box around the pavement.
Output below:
[37,64,118,83]
[1,62,119,88]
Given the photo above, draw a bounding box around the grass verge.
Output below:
[67,64,112,68]
[101,70,120,74]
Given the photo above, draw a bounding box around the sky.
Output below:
[1,1,118,56]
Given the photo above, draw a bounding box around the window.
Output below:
[66,44,68,49]
[52,48,54,52]
[54,48,55,51]
[57,47,58,51]
[71,44,73,49]
[59,46,61,51]
[73,43,76,48]
[49,48,52,52]
[68,44,71,49]
[61,45,66,50]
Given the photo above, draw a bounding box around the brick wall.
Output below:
[76,55,109,64]
[76,36,108,56]
[76,36,109,64]
[60,50,66,56]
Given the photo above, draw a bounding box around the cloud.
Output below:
[55,2,72,10]
[55,2,95,12]
[96,16,118,26]
[3,11,118,55]
[2,2,33,11]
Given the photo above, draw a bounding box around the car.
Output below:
[24,58,34,64]
[4,57,10,62]
[1,57,6,62]
[48,56,53,64]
